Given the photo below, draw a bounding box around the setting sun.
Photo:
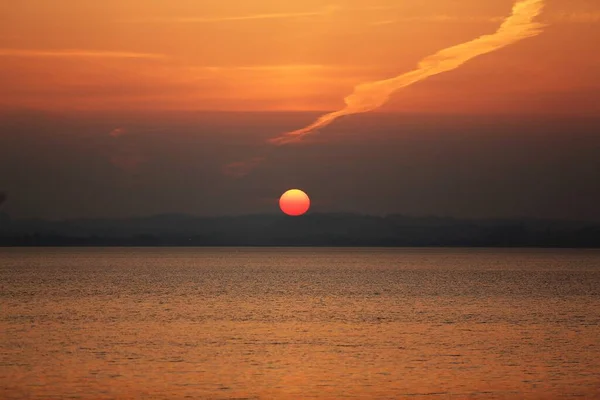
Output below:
[279,189,310,216]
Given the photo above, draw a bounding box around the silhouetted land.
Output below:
[1,212,599,247]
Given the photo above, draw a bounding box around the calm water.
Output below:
[1,247,599,399]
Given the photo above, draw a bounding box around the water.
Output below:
[1,247,599,399]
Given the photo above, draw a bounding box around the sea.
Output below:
[1,247,599,399]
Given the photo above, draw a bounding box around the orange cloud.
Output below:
[269,0,546,145]
[109,128,128,138]
[0,49,165,59]
[124,6,339,24]
[370,15,504,26]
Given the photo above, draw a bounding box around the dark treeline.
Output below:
[1,213,599,247]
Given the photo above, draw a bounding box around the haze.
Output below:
[0,0,599,220]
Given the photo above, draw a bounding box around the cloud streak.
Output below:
[0,49,165,59]
[269,0,546,145]
[126,6,338,24]
[370,10,600,26]
[223,157,265,178]
[370,15,504,26]
[109,127,128,138]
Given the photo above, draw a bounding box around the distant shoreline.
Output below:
[2,213,599,248]
[0,243,600,250]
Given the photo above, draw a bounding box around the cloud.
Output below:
[269,0,546,145]
[200,64,332,72]
[370,15,504,26]
[223,157,265,178]
[0,49,165,59]
[107,128,144,172]
[369,11,600,27]
[125,6,339,24]
[109,128,128,138]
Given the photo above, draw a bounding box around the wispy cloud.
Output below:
[270,0,546,145]
[370,15,504,26]
[370,11,600,27]
[223,157,265,178]
[126,6,338,24]
[109,128,128,138]
[199,64,332,73]
[0,49,165,59]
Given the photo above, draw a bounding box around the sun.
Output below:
[279,189,310,216]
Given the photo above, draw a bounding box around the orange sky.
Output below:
[1,0,598,115]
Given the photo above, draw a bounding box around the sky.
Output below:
[0,0,599,220]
